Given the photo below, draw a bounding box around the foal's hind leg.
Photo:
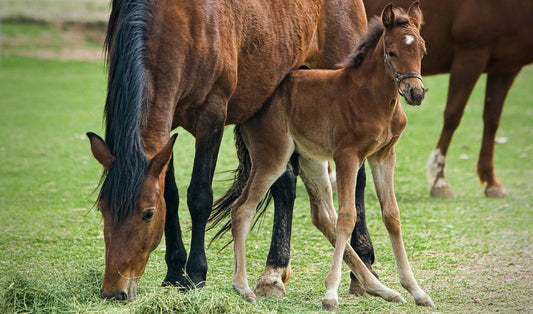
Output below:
[299,157,402,311]
[368,153,433,307]
[256,166,297,297]
[478,70,520,197]
[231,123,294,304]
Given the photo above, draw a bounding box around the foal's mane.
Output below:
[340,9,411,68]
[98,0,152,222]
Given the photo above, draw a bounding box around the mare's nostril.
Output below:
[119,291,128,300]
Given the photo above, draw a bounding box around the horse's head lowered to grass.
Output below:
[87,132,177,300]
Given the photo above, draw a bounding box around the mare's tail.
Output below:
[207,125,273,247]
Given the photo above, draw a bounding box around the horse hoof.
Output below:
[245,294,257,305]
[256,277,286,297]
[485,186,508,198]
[416,297,435,307]
[322,298,338,312]
[389,294,406,303]
[349,278,365,296]
[430,184,454,198]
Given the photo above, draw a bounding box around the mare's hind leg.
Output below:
[478,70,520,197]
[348,163,378,296]
[256,166,297,297]
[162,156,189,288]
[299,157,402,311]
[427,49,489,197]
[368,153,433,307]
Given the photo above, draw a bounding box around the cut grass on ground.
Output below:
[0,58,532,312]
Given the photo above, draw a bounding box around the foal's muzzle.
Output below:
[401,81,427,106]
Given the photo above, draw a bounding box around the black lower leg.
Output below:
[265,167,297,268]
[162,157,189,288]
[185,124,223,288]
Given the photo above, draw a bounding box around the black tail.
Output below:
[207,125,273,247]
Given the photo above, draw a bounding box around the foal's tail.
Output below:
[207,125,273,247]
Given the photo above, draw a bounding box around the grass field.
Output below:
[1,19,532,313]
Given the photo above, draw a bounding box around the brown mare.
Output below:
[365,0,533,198]
[223,3,433,310]
[86,0,369,300]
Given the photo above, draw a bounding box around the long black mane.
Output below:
[99,0,152,222]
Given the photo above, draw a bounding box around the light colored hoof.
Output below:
[255,275,286,297]
[389,294,407,303]
[348,278,365,296]
[485,185,508,198]
[416,296,435,307]
[232,284,257,304]
[430,184,454,198]
[322,298,339,312]
[245,294,257,305]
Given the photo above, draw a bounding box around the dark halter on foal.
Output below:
[383,49,427,97]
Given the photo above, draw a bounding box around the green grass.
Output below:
[0,56,532,313]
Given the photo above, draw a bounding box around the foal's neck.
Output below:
[358,38,399,108]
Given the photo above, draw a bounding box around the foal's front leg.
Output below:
[300,156,403,311]
[368,153,434,307]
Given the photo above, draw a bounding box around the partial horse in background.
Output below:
[86,0,370,301]
[365,0,533,198]
[218,3,433,310]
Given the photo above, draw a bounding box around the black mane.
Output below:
[99,0,152,222]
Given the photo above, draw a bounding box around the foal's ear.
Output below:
[382,3,395,29]
[147,133,178,178]
[87,132,115,171]
[408,1,424,29]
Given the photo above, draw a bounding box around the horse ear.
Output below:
[148,133,178,178]
[382,3,395,28]
[408,1,424,29]
[87,132,115,171]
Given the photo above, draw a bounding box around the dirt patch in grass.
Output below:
[455,235,532,313]
[2,19,107,62]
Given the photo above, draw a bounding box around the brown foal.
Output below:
[228,2,433,310]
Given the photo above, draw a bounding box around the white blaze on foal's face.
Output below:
[405,35,415,45]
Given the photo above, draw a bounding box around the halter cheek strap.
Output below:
[384,53,424,88]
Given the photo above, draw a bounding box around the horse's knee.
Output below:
[382,210,401,235]
[442,109,463,131]
[187,185,213,222]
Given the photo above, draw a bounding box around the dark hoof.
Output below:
[162,274,205,290]
[322,298,338,312]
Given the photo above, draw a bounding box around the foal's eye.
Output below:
[142,208,155,222]
[387,51,396,58]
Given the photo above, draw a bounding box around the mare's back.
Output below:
[364,0,533,74]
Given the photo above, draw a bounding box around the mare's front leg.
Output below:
[427,48,490,198]
[349,163,378,296]
[162,156,189,288]
[186,102,226,287]
[256,166,297,297]
[478,70,520,197]
[368,152,433,307]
